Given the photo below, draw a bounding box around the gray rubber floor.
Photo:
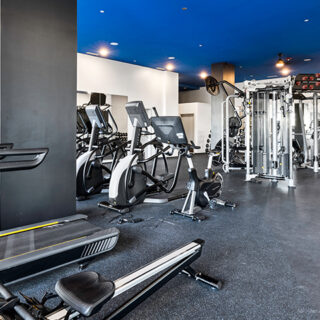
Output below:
[10,154,320,319]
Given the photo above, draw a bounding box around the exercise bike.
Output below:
[149,116,237,221]
[0,239,222,320]
[171,150,237,221]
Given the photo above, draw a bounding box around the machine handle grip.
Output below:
[0,148,49,171]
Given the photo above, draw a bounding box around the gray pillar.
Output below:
[0,0,77,229]
[210,63,235,149]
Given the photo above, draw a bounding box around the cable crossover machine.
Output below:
[206,73,320,188]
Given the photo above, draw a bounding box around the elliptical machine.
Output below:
[76,93,127,199]
[150,116,236,221]
[99,101,185,213]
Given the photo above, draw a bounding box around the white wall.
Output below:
[77,53,179,116]
[110,95,128,133]
[179,103,211,153]
[179,87,211,104]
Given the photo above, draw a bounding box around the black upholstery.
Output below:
[55,271,115,317]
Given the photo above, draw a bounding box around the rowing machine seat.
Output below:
[55,271,115,317]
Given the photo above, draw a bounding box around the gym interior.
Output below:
[0,1,319,319]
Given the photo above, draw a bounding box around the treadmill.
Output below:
[0,145,119,284]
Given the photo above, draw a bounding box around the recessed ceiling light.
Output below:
[182,7,188,10]
[199,44,203,47]
[199,71,208,79]
[100,10,104,13]
[110,42,119,46]
[99,47,109,57]
[168,57,175,60]
[166,63,175,71]
[280,67,290,76]
[304,18,309,22]
[304,58,312,62]
[86,52,99,56]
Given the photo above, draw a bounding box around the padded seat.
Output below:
[55,271,115,317]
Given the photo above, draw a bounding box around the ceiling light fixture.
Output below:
[199,44,203,47]
[100,10,104,13]
[168,57,175,60]
[110,42,119,46]
[166,63,175,71]
[304,18,309,22]
[199,71,208,79]
[99,47,109,57]
[281,67,290,76]
[304,58,312,62]
[275,53,285,68]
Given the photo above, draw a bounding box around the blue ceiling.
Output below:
[78,0,320,88]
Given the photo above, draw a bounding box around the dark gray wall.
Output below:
[0,0,77,229]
